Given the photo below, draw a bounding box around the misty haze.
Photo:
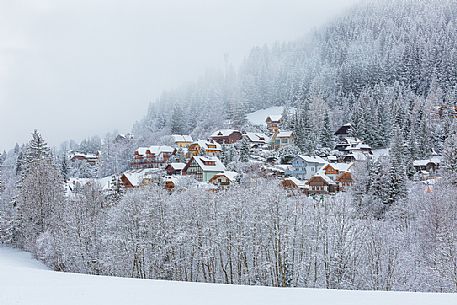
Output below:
[1,1,457,305]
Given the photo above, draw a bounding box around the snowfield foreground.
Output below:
[1,247,456,305]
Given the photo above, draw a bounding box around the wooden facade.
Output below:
[210,130,242,145]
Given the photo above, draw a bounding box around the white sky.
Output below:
[0,0,357,151]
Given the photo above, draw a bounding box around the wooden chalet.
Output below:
[336,171,353,190]
[334,123,352,138]
[208,171,239,189]
[172,135,193,148]
[413,156,442,176]
[266,115,282,133]
[307,173,338,195]
[131,146,175,169]
[165,162,186,175]
[120,168,162,189]
[182,156,226,183]
[69,151,100,165]
[209,129,243,145]
[187,140,222,157]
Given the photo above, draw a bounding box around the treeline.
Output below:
[1,130,457,292]
[134,0,457,150]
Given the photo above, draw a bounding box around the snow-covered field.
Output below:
[247,106,285,126]
[1,246,456,305]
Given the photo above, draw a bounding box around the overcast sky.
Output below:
[0,0,357,151]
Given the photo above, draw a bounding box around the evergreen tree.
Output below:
[320,111,334,149]
[442,124,457,185]
[61,153,70,182]
[385,126,408,205]
[171,105,185,134]
[239,139,250,163]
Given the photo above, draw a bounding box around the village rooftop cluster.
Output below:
[66,113,443,196]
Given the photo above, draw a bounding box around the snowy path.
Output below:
[1,246,456,305]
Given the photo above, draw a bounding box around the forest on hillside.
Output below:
[1,0,457,294]
[134,0,457,155]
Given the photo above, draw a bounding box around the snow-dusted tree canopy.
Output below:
[1,0,457,295]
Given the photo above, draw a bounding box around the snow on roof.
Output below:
[413,156,442,167]
[212,171,239,182]
[167,162,186,170]
[297,155,327,164]
[172,135,193,142]
[328,163,353,172]
[346,152,368,161]
[276,131,293,138]
[69,151,99,160]
[136,145,175,156]
[193,156,225,172]
[284,177,308,189]
[122,168,161,187]
[192,140,222,151]
[210,129,240,137]
[313,173,336,185]
[244,132,270,143]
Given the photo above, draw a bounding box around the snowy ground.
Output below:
[247,106,285,126]
[1,246,456,305]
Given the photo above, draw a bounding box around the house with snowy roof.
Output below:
[209,129,242,145]
[287,155,327,180]
[334,123,352,138]
[271,131,294,150]
[131,145,176,169]
[281,177,309,192]
[187,140,222,157]
[120,168,162,188]
[69,151,100,165]
[413,156,442,176]
[321,163,354,190]
[243,132,270,147]
[165,162,186,175]
[266,115,282,133]
[209,171,239,189]
[307,173,338,195]
[321,163,353,180]
[182,156,226,182]
[171,135,193,148]
[114,133,134,143]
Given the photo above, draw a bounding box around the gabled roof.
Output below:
[413,156,442,167]
[191,140,222,151]
[136,145,175,156]
[295,155,327,164]
[276,131,293,138]
[210,171,239,182]
[283,177,308,189]
[310,173,337,185]
[192,156,226,172]
[244,132,270,143]
[167,162,186,170]
[172,135,193,142]
[325,162,353,173]
[210,129,240,137]
[122,168,161,187]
